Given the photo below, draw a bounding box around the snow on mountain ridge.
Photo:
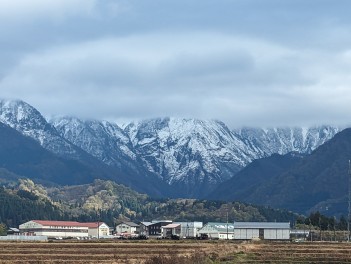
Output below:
[51,116,137,166]
[0,99,80,157]
[124,118,257,195]
[49,115,340,197]
[0,99,341,198]
[232,126,340,158]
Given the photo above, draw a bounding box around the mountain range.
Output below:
[0,98,346,215]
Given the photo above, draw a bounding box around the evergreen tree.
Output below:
[0,223,6,236]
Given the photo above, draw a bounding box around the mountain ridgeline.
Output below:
[0,98,347,215]
[209,129,351,216]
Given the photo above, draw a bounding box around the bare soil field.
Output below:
[1,240,351,263]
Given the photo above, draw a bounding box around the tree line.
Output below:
[297,211,348,230]
[2,185,350,233]
[0,187,64,230]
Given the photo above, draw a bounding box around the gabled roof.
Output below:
[204,222,290,232]
[32,220,87,227]
[234,222,290,229]
[174,222,203,228]
[151,220,172,224]
[117,221,139,227]
[31,220,107,228]
[8,228,20,232]
[140,222,153,226]
[84,222,107,228]
[162,224,181,229]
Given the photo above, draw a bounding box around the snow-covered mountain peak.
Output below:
[0,99,343,198]
[52,116,137,166]
[124,118,255,196]
[232,126,340,157]
[0,99,50,134]
[51,116,130,145]
[0,99,82,158]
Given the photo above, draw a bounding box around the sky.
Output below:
[1,0,351,128]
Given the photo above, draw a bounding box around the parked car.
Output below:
[171,235,180,240]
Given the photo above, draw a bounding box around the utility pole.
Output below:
[186,222,189,238]
[96,207,100,240]
[226,211,229,240]
[348,160,351,242]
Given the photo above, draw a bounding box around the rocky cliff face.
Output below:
[232,126,340,157]
[0,99,341,198]
[123,118,339,197]
[0,99,82,159]
[124,118,251,197]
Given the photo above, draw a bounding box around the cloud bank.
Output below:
[1,0,351,127]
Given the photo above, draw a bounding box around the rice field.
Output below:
[1,240,351,263]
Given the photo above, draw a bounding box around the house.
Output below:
[147,220,172,236]
[85,222,110,238]
[7,228,20,235]
[139,222,153,236]
[115,222,139,235]
[198,222,290,240]
[161,224,181,238]
[19,220,110,239]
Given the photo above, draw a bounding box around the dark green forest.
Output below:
[0,187,63,228]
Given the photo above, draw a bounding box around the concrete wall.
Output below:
[32,230,88,238]
[0,235,47,241]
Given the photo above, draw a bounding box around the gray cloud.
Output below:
[1,0,351,128]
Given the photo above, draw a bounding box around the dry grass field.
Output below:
[1,240,351,263]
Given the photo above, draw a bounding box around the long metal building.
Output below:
[198,222,290,240]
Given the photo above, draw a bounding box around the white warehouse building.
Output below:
[173,222,203,238]
[198,222,290,240]
[19,220,109,238]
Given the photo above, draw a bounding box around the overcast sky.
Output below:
[1,0,351,127]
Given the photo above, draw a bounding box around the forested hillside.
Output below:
[0,179,298,229]
[0,186,63,228]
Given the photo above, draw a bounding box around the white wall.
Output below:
[234,229,259,240]
[219,233,235,239]
[175,222,203,237]
[19,221,89,238]
[32,230,88,237]
[264,229,290,240]
[89,224,110,237]
[116,224,137,234]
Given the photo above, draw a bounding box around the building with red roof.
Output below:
[19,220,109,239]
